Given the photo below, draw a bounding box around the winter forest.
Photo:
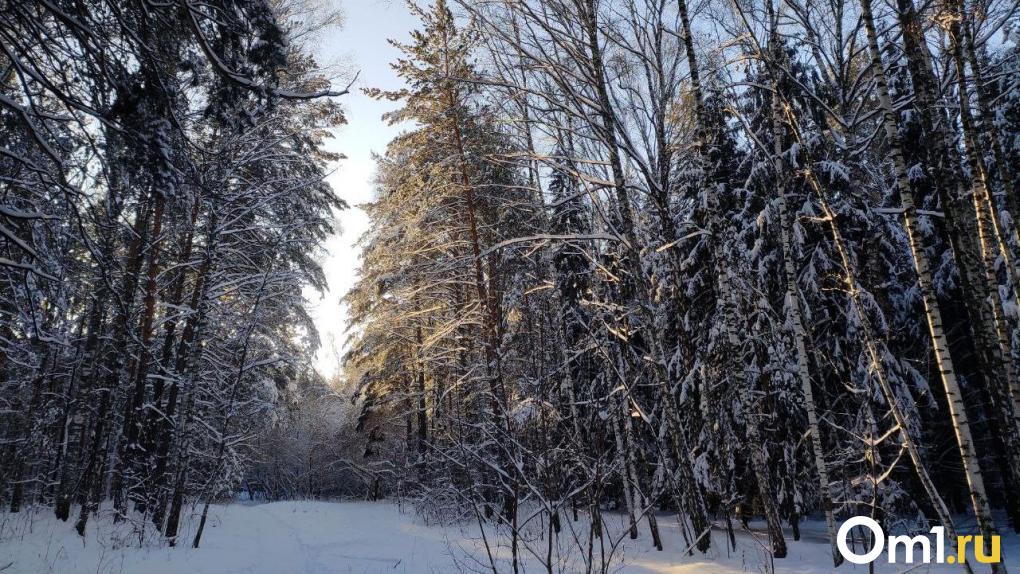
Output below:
[2,0,1020,572]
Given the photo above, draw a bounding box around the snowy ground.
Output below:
[0,501,1012,573]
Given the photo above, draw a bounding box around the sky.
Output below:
[303,0,417,378]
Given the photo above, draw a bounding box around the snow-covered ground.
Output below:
[0,501,1011,573]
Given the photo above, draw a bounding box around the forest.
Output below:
[0,0,348,549]
[2,0,1020,572]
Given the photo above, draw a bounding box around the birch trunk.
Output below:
[857,0,1002,564]
[676,0,785,554]
[777,103,970,569]
[941,2,1020,432]
[581,0,711,548]
[958,6,1020,244]
[770,82,841,566]
[892,0,1017,410]
[890,0,1020,523]
[613,407,640,540]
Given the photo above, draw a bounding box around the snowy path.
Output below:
[0,501,1012,573]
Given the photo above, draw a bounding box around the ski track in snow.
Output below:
[1,501,1015,573]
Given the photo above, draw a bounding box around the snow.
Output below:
[1,501,1014,573]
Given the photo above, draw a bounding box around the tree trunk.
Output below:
[858,0,1002,560]
[580,1,712,548]
[777,96,970,562]
[613,407,640,540]
[770,79,839,564]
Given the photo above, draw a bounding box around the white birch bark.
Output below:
[613,404,640,540]
[675,0,787,554]
[777,100,971,571]
[770,85,841,567]
[857,1,1002,564]
[941,7,1020,434]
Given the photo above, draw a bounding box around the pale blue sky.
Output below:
[305,0,417,376]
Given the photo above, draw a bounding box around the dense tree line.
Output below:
[0,0,345,547]
[345,0,1020,570]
